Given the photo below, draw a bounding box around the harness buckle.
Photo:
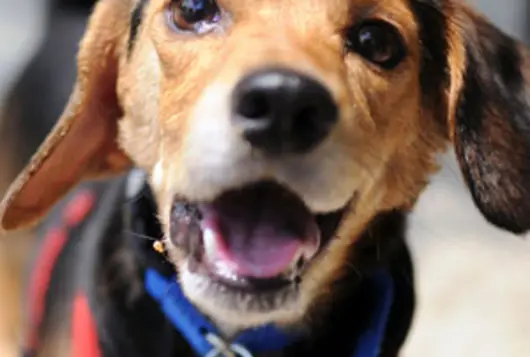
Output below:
[204,332,254,357]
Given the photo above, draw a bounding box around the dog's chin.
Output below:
[167,181,349,329]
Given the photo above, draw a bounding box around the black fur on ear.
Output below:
[453,12,530,235]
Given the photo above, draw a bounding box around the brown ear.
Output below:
[450,10,530,234]
[0,0,133,231]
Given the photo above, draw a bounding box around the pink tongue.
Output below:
[199,183,319,279]
[203,217,305,278]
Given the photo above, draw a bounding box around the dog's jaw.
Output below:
[178,260,307,330]
[161,179,351,330]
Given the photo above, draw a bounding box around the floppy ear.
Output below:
[450,10,530,234]
[0,0,133,231]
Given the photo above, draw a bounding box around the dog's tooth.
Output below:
[203,227,219,262]
[303,230,321,260]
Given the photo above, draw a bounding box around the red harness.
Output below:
[25,190,101,357]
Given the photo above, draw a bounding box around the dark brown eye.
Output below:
[345,20,406,69]
[168,0,221,34]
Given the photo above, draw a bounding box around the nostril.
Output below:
[291,105,332,152]
[236,91,271,120]
[293,106,317,137]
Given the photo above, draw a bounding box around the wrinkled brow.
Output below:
[409,0,450,123]
[128,0,149,56]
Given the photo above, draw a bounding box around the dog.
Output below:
[1,0,530,356]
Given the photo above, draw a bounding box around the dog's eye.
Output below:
[345,21,406,69]
[168,0,221,34]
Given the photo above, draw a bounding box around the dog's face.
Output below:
[2,0,530,331]
[125,0,447,328]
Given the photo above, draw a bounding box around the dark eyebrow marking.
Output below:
[128,0,149,57]
[409,0,450,124]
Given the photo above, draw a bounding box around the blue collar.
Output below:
[145,268,394,357]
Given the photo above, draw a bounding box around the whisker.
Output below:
[123,229,160,241]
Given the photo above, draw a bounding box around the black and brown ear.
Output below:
[450,9,530,235]
[0,0,133,232]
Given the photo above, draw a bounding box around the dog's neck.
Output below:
[211,320,246,340]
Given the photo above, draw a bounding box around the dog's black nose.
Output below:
[231,68,338,155]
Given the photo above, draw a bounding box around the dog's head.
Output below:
[2,0,530,331]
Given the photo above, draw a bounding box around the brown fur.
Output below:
[1,0,446,230]
[1,0,530,353]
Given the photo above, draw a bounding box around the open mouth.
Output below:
[170,181,348,293]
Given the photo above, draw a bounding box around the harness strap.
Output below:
[72,294,101,357]
[145,269,298,357]
[23,190,96,356]
[25,227,68,352]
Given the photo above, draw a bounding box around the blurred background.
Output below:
[0,1,528,357]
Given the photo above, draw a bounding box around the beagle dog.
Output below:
[1,0,530,356]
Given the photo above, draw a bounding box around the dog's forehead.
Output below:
[126,0,452,80]
[135,0,431,28]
